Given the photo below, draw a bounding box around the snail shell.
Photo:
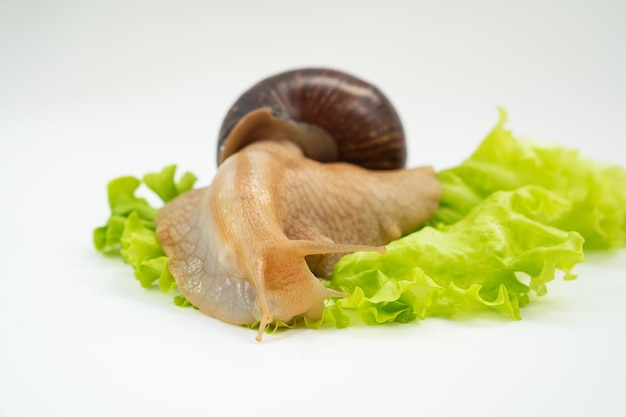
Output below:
[217,68,407,170]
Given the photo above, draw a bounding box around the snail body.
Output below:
[155,69,442,341]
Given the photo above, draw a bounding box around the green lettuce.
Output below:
[94,112,626,332]
[318,110,625,327]
[94,165,196,299]
[326,186,584,325]
[431,109,626,249]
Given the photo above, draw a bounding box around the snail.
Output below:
[155,68,442,341]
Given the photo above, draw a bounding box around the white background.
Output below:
[1,1,625,416]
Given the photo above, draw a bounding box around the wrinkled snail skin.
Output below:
[155,68,443,341]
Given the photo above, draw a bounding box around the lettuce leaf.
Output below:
[93,176,157,255]
[431,109,626,249]
[321,110,625,327]
[93,112,626,333]
[143,164,197,203]
[94,165,196,298]
[327,186,585,325]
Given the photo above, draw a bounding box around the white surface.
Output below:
[1,1,625,416]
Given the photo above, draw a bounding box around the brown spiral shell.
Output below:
[217,68,407,170]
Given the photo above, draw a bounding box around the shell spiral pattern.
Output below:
[217,68,407,170]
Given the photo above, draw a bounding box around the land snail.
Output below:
[156,68,442,341]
